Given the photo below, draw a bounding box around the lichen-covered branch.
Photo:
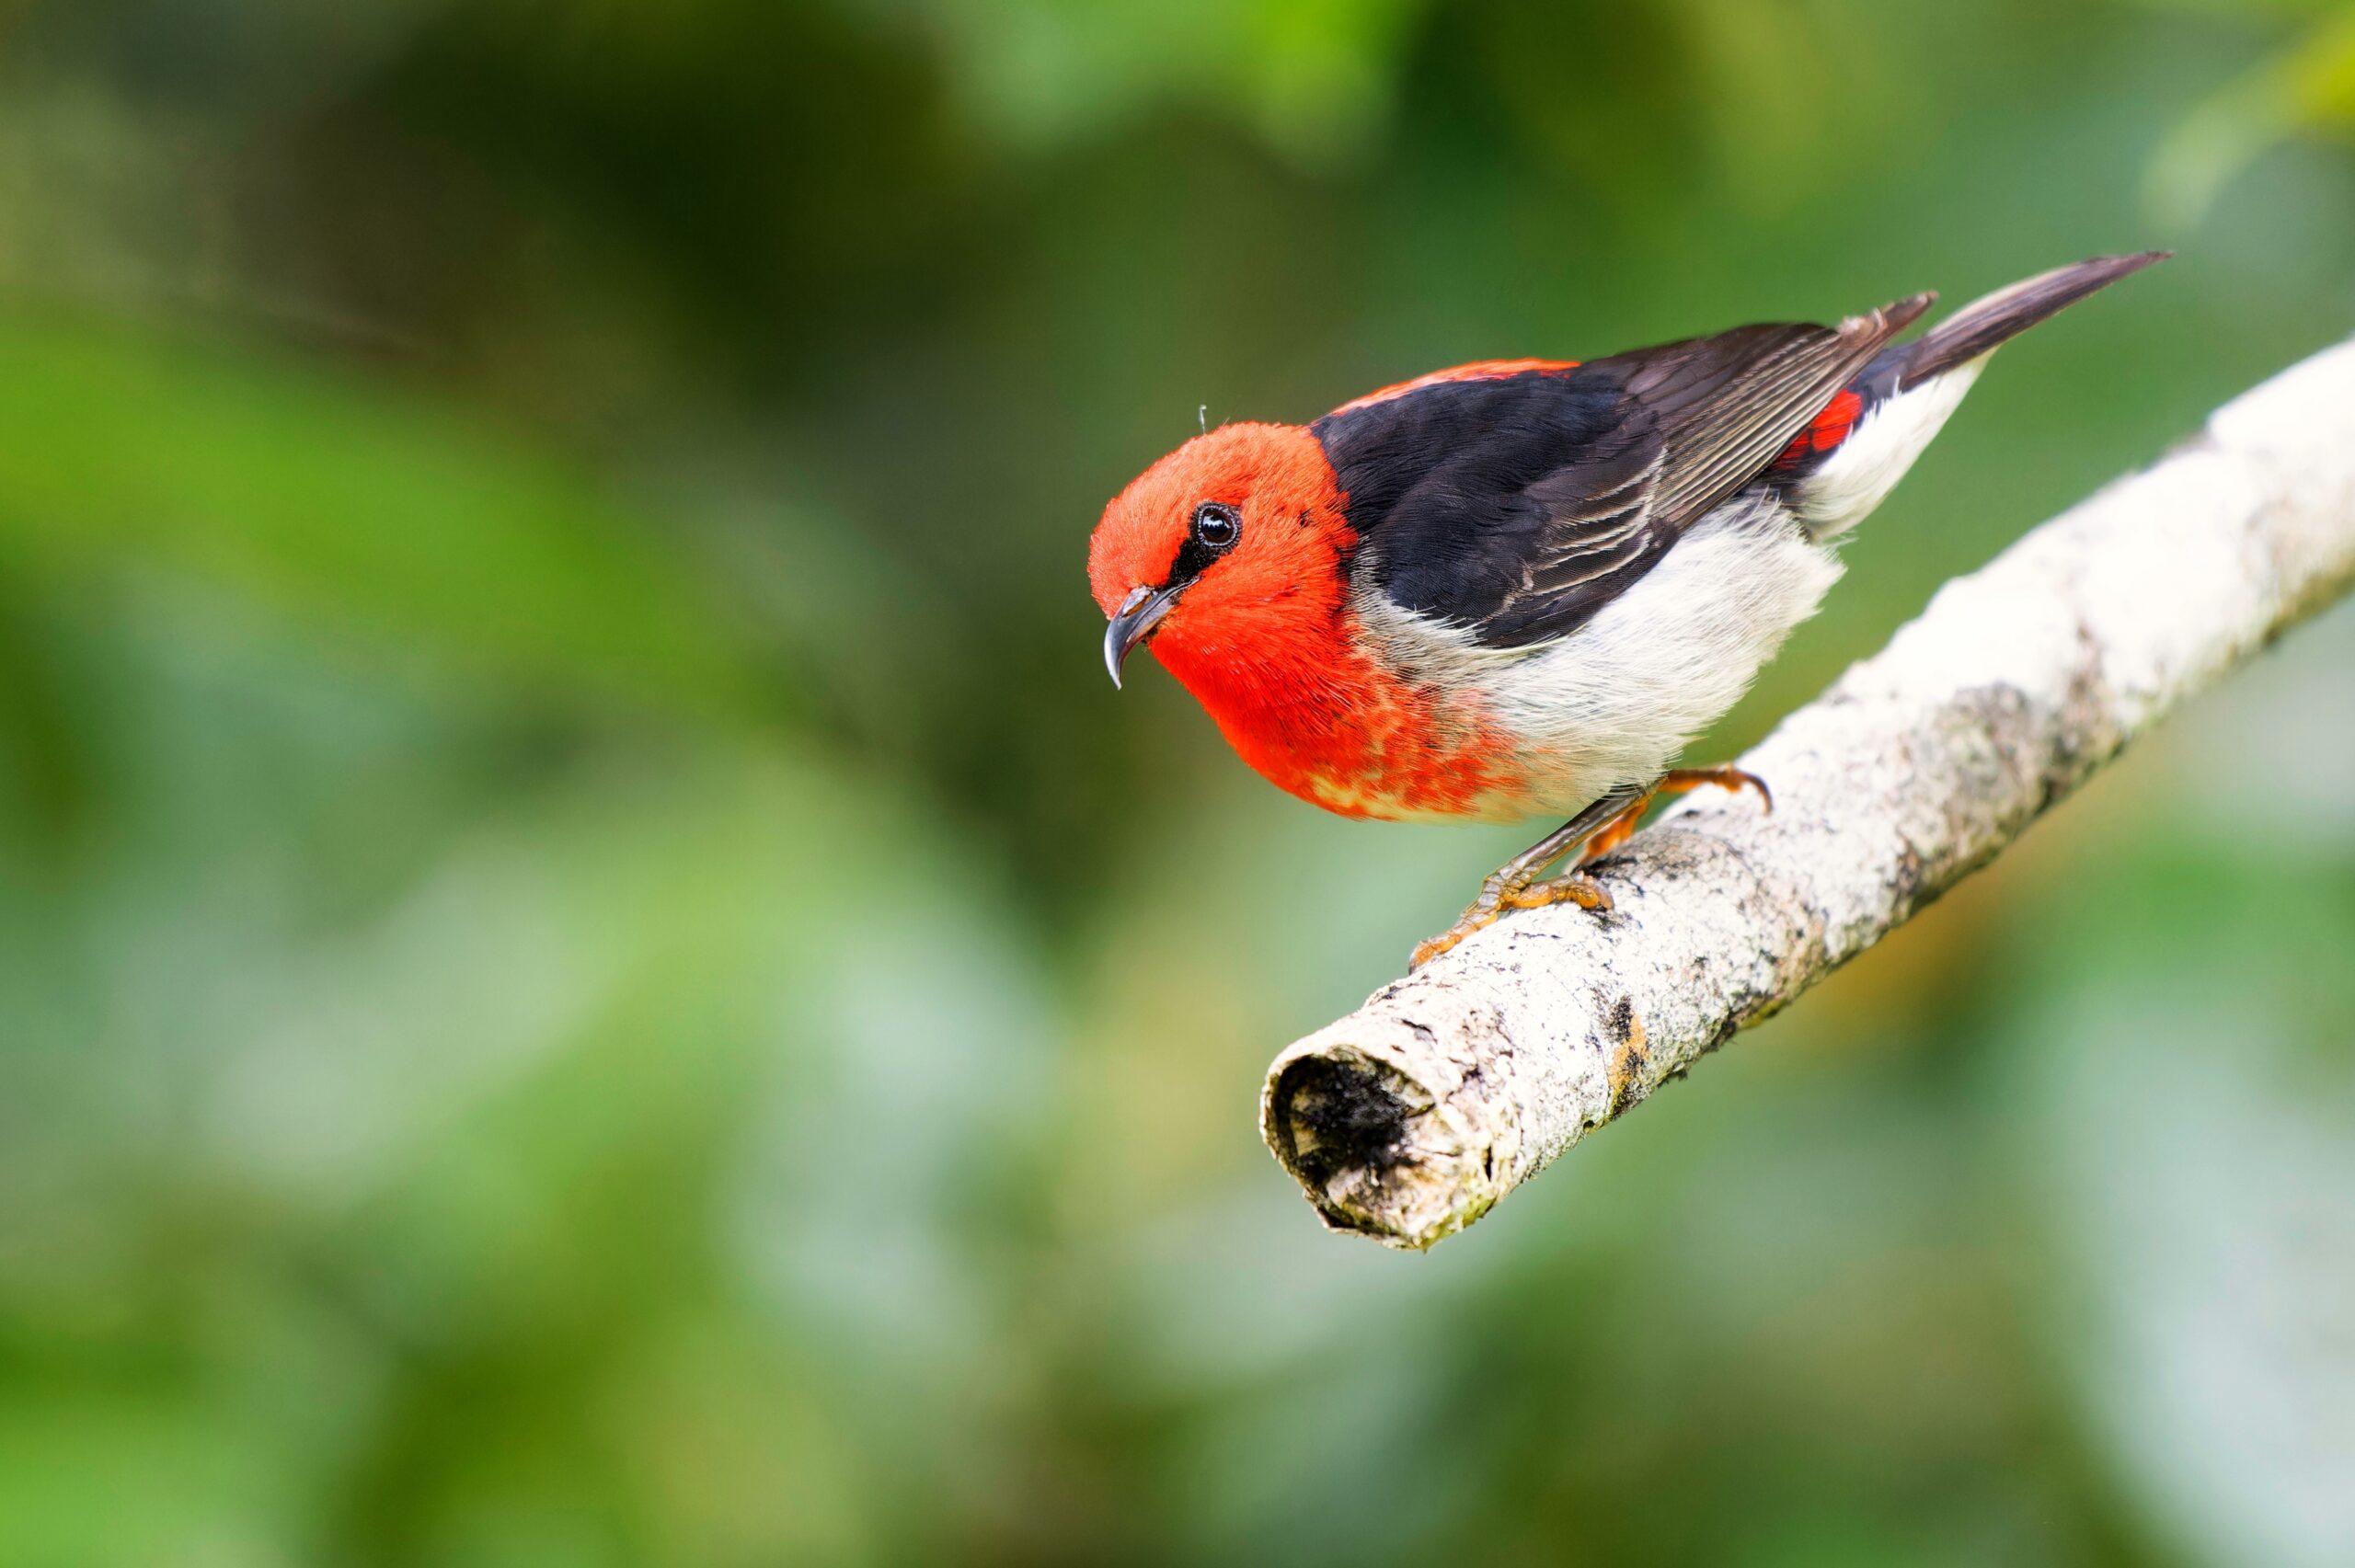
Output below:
[1261,338,2355,1250]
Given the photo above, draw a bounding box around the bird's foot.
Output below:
[1576,765,1772,864]
[1404,767,1768,971]
[1409,867,1614,970]
[1501,868,1614,915]
[1654,764,1772,819]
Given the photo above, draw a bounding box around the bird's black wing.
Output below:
[1312,294,1932,648]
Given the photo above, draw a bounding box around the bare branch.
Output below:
[1261,339,2355,1249]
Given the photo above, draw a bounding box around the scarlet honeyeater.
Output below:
[1089,254,2165,966]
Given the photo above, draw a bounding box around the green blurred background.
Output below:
[2,1,2352,1563]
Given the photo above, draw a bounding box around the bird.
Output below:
[1087,253,2166,967]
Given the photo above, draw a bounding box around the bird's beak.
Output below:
[1104,583,1180,689]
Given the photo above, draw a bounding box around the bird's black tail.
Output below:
[1862,252,2168,395]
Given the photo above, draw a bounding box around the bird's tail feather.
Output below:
[1872,251,2169,392]
[1782,252,2165,541]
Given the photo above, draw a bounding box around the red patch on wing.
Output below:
[1332,358,1580,416]
[1773,388,1864,472]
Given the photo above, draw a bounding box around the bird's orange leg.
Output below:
[1575,765,1772,865]
[1571,788,1658,864]
[1408,766,1773,969]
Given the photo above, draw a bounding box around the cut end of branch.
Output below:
[1261,1036,1504,1250]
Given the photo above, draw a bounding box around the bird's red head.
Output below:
[1087,421,1356,694]
[1088,417,1527,821]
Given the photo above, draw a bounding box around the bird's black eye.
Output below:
[1191,502,1241,553]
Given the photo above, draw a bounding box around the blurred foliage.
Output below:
[856,0,1435,165]
[0,1,2350,1564]
[2148,2,2355,223]
[0,315,763,711]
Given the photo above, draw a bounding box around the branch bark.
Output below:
[1261,338,2355,1250]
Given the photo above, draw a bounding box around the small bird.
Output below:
[1089,254,2165,966]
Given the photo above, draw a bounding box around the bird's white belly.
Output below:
[1354,494,1843,822]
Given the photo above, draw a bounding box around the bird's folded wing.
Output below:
[1598,293,1932,529]
[1343,295,1931,650]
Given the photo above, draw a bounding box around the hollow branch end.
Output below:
[1262,1031,1510,1249]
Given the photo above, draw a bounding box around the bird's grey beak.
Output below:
[1104,583,1180,689]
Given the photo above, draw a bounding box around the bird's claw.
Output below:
[1409,870,1613,969]
[1409,912,1490,970]
[1501,871,1614,914]
[1658,765,1772,817]
[1407,766,1756,970]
